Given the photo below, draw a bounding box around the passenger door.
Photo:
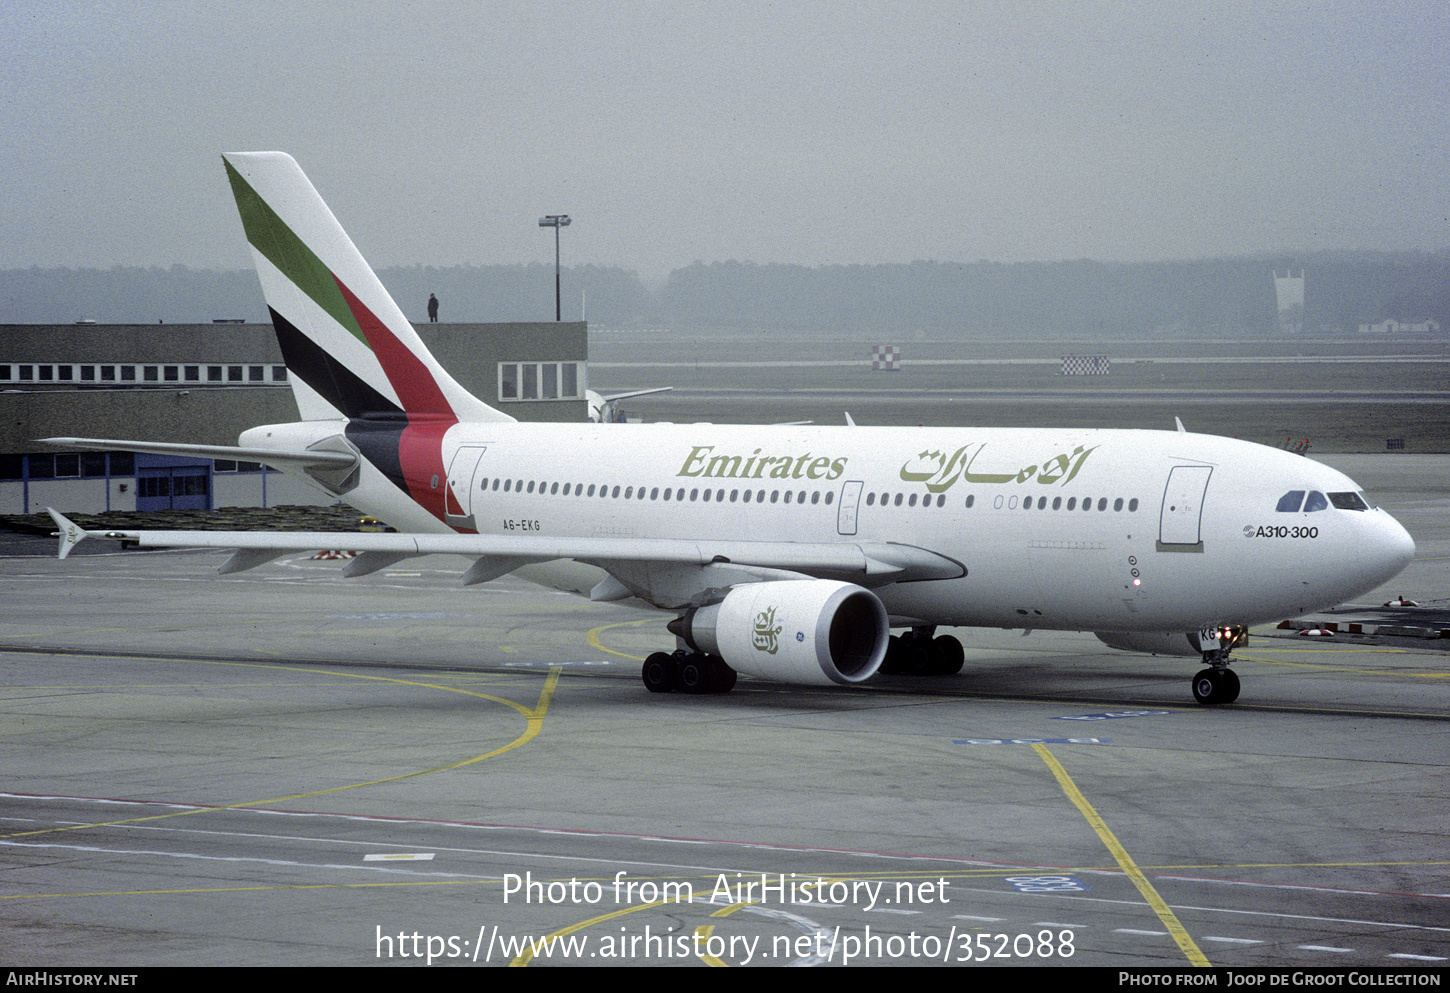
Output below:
[1158,465,1212,550]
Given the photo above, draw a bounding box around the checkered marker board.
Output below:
[1060,354,1110,375]
[871,344,900,370]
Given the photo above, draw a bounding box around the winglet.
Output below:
[47,509,87,560]
[1175,416,1186,433]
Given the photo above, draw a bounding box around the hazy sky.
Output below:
[3,1,1446,279]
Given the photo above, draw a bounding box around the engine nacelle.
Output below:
[671,580,888,686]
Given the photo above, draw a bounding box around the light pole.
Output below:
[538,214,571,321]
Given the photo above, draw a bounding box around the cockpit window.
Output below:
[1329,491,1368,511]
[1304,491,1328,512]
[1276,490,1304,512]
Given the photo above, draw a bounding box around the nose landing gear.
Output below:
[1191,665,1240,705]
[1190,625,1246,705]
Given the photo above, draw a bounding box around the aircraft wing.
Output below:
[46,510,963,601]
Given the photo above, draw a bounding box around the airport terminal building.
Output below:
[1,321,587,515]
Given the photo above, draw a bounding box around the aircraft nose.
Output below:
[1364,511,1416,585]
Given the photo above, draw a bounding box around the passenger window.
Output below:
[1329,492,1367,511]
[1304,491,1328,512]
[1276,491,1305,513]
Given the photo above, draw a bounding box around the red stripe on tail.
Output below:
[333,275,454,416]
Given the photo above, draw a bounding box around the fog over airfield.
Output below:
[2,1,1446,280]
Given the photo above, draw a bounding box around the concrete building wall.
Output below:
[0,477,127,515]
[2,388,300,452]
[1,320,588,453]
[212,471,333,510]
[1,320,586,515]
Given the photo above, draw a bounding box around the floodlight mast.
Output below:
[538,214,571,321]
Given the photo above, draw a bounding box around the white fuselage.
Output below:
[248,420,1415,634]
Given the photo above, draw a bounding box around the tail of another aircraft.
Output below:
[223,151,513,425]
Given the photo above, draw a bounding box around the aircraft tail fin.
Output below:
[222,151,513,425]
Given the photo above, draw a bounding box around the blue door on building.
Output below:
[136,454,212,512]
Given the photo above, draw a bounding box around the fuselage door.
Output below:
[446,445,488,527]
[1158,464,1212,550]
[837,480,864,535]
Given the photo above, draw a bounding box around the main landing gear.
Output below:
[642,651,738,695]
[878,626,965,676]
[1190,625,1246,705]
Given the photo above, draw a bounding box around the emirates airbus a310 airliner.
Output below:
[46,152,1415,705]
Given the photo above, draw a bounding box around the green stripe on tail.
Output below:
[224,159,367,347]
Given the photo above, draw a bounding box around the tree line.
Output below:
[2,250,1445,336]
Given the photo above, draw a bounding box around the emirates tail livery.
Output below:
[45,152,1415,704]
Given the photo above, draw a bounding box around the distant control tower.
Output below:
[1273,269,1304,335]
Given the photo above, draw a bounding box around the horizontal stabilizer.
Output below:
[40,437,356,471]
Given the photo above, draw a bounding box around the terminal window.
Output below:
[498,361,586,402]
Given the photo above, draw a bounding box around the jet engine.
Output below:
[669,580,888,686]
